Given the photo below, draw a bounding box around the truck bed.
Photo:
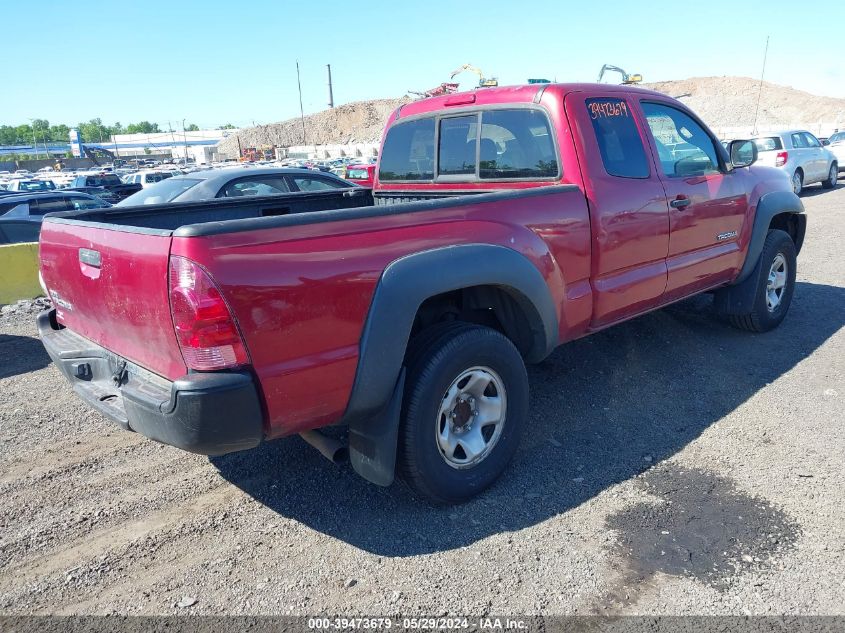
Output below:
[38,184,586,440]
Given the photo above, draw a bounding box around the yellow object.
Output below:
[0,242,41,304]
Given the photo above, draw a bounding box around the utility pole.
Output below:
[168,121,176,160]
[182,118,189,163]
[751,35,770,136]
[28,119,40,159]
[296,60,307,145]
[327,64,334,108]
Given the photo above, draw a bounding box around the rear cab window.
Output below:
[378,108,559,182]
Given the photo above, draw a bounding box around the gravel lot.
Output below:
[1,184,843,617]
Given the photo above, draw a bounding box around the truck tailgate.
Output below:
[39,219,186,380]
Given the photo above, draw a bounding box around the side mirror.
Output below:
[729,139,757,168]
[822,139,830,146]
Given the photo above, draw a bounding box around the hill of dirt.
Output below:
[216,97,410,156]
[642,76,845,133]
[217,77,845,155]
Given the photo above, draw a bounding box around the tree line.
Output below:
[0,119,238,146]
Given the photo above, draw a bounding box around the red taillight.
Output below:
[168,256,249,370]
[776,151,788,167]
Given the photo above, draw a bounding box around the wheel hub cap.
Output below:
[766,253,787,312]
[436,366,506,469]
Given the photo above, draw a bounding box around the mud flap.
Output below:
[348,368,405,487]
[713,256,763,316]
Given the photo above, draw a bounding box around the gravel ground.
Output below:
[0,183,843,617]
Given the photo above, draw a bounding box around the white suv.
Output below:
[752,130,838,194]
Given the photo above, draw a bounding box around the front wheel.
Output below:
[730,229,797,333]
[398,323,528,504]
[822,163,838,189]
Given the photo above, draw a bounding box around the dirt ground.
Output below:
[0,183,843,617]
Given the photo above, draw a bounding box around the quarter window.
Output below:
[292,176,347,191]
[585,98,649,178]
[642,102,720,177]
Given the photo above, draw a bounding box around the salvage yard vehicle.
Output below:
[0,191,110,244]
[824,131,845,172]
[116,167,356,206]
[752,130,838,194]
[68,173,142,202]
[37,83,806,504]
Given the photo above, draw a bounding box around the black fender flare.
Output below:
[344,243,559,486]
[714,190,806,315]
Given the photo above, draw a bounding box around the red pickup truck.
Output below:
[37,83,805,503]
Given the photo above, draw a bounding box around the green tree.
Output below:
[126,121,160,134]
[185,123,200,131]
[218,123,236,130]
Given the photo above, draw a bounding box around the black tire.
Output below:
[398,323,528,504]
[730,229,797,333]
[822,163,838,189]
[791,169,803,195]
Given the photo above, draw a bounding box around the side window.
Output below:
[291,176,347,191]
[802,133,820,148]
[219,176,290,197]
[0,221,40,243]
[791,133,808,149]
[479,109,558,179]
[438,115,477,176]
[68,196,108,210]
[379,118,435,181]
[30,197,73,215]
[585,98,649,178]
[641,102,720,178]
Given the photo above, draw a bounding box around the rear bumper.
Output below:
[37,309,263,455]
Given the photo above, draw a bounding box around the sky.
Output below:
[4,0,843,130]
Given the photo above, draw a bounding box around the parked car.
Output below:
[122,170,179,189]
[0,191,110,244]
[824,131,845,172]
[344,163,376,187]
[38,83,806,504]
[68,173,142,202]
[3,179,57,193]
[117,167,356,206]
[752,130,838,194]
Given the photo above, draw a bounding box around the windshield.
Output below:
[829,132,845,145]
[346,168,370,179]
[753,137,783,152]
[87,175,121,186]
[18,180,55,191]
[117,178,202,206]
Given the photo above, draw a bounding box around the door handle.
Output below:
[670,196,691,209]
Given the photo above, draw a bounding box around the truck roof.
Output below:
[395,82,670,120]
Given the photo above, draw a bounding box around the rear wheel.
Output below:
[792,169,803,195]
[822,163,838,189]
[729,229,797,333]
[398,323,528,504]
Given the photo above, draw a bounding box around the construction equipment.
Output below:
[450,64,498,88]
[83,145,118,166]
[409,82,460,99]
[597,64,643,85]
